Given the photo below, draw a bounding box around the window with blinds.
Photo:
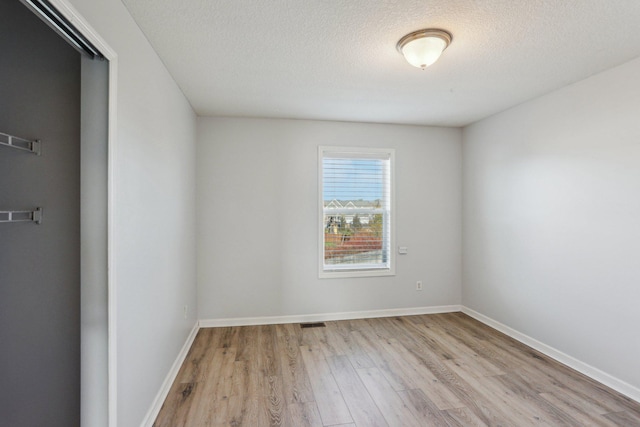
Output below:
[319,146,395,278]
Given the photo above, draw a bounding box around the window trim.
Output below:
[318,146,396,279]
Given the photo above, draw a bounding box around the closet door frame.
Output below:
[43,1,118,425]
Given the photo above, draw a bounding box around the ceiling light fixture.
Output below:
[397,29,452,69]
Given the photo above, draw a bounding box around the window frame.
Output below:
[318,146,396,279]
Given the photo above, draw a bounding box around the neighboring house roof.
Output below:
[323,199,381,209]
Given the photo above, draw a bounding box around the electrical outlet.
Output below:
[416,281,423,291]
[183,305,188,319]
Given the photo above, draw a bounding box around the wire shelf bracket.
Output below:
[0,208,43,224]
[0,132,41,155]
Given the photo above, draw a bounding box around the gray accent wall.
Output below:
[0,2,81,425]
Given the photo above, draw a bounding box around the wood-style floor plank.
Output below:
[154,313,640,426]
[356,367,423,427]
[326,355,388,427]
[397,388,452,427]
[604,410,640,426]
[539,391,619,427]
[442,406,490,427]
[299,345,353,426]
[286,402,323,427]
[326,320,376,369]
[384,337,465,410]
[275,324,315,404]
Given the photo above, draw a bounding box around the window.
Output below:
[319,146,395,278]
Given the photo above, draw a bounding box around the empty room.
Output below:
[2,0,640,426]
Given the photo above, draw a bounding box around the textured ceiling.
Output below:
[121,0,640,126]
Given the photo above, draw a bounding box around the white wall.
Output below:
[463,57,640,391]
[67,1,198,426]
[197,117,461,320]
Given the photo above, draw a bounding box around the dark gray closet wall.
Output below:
[0,1,81,425]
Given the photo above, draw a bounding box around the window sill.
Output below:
[319,268,395,279]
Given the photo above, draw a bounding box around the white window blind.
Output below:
[319,146,395,278]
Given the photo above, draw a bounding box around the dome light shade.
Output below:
[397,29,452,69]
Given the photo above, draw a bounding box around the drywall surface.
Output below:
[463,57,640,390]
[197,117,462,319]
[67,1,198,425]
[0,2,80,424]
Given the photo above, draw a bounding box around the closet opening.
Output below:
[0,1,110,425]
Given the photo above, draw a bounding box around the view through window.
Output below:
[319,147,395,277]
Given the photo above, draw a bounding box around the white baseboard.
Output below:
[140,322,200,427]
[199,305,462,328]
[461,306,640,404]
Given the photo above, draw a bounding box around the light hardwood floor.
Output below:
[154,312,640,426]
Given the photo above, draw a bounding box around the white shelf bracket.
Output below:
[0,132,41,155]
[0,208,43,224]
